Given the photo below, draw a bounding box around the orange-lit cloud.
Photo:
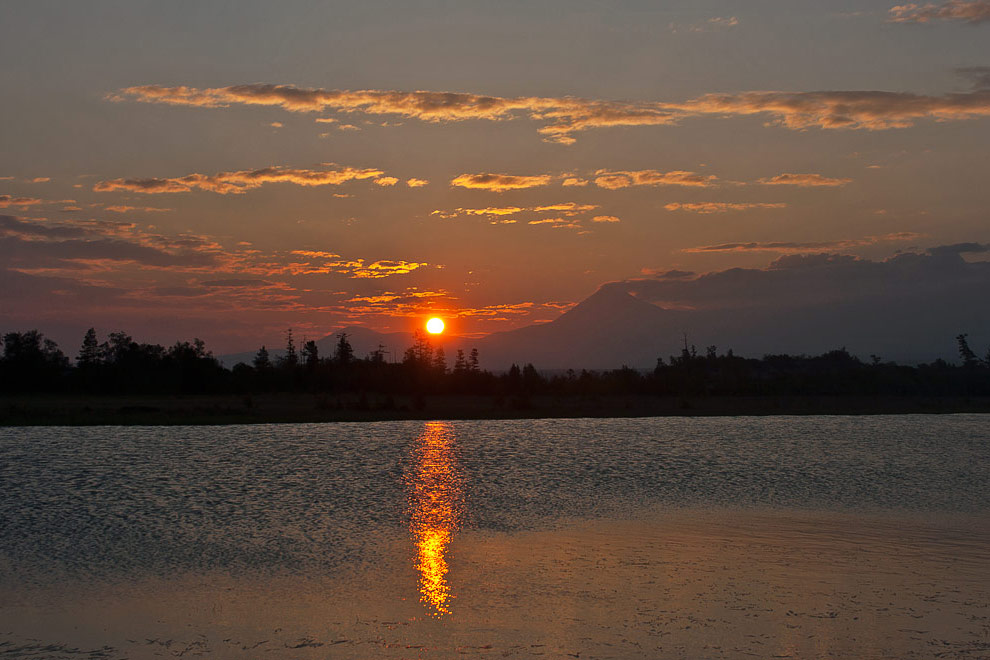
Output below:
[104,205,173,213]
[682,232,924,253]
[527,218,581,229]
[757,173,852,187]
[406,178,429,187]
[562,177,589,187]
[112,82,990,142]
[432,202,599,220]
[255,251,430,278]
[592,215,621,223]
[374,176,399,186]
[665,202,787,213]
[93,165,387,195]
[889,1,990,23]
[669,89,990,130]
[532,202,598,213]
[30,177,51,183]
[450,172,553,192]
[0,195,43,207]
[594,170,718,189]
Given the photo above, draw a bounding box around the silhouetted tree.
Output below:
[283,328,298,368]
[469,348,480,372]
[434,346,447,374]
[0,330,68,391]
[957,334,979,368]
[302,340,319,368]
[335,332,354,366]
[453,349,467,374]
[253,345,271,370]
[78,328,101,367]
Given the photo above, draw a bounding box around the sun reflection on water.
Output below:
[408,421,463,617]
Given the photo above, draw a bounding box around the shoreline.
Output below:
[3,393,990,426]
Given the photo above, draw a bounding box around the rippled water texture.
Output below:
[1,415,988,658]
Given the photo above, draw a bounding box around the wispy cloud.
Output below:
[406,178,429,187]
[665,202,787,213]
[1,214,432,283]
[0,195,43,208]
[682,232,924,253]
[527,218,581,229]
[889,1,990,23]
[756,173,852,187]
[669,16,740,33]
[112,82,990,143]
[432,202,599,221]
[450,172,554,192]
[957,66,990,89]
[594,169,718,190]
[94,165,387,195]
[104,205,173,213]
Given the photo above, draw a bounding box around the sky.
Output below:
[1,0,989,354]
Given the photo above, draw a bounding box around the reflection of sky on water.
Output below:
[408,421,463,617]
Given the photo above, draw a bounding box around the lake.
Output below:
[1,415,988,658]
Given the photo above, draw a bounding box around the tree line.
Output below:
[1,328,989,398]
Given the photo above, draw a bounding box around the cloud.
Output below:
[201,278,274,287]
[0,195,43,208]
[682,232,924,253]
[594,170,718,189]
[670,88,990,130]
[433,202,599,220]
[888,1,990,23]
[373,176,399,186]
[104,205,172,213]
[527,218,581,229]
[406,178,429,187]
[756,173,852,187]
[450,172,553,192]
[532,202,599,213]
[926,241,990,255]
[957,66,990,90]
[670,16,740,33]
[562,177,589,187]
[93,165,387,195]
[665,202,787,213]
[30,177,51,183]
[112,82,990,142]
[592,215,621,223]
[253,251,430,278]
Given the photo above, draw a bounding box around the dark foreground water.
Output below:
[1,415,988,659]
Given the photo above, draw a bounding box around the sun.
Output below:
[426,317,445,334]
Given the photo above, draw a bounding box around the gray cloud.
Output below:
[889,1,990,24]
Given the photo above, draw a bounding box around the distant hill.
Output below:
[473,286,687,370]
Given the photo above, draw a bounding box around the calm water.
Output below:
[1,415,988,658]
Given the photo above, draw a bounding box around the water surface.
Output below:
[1,415,988,658]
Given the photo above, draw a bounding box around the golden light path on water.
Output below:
[408,421,463,617]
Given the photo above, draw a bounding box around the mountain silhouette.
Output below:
[474,285,684,369]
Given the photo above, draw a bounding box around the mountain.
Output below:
[475,285,686,370]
